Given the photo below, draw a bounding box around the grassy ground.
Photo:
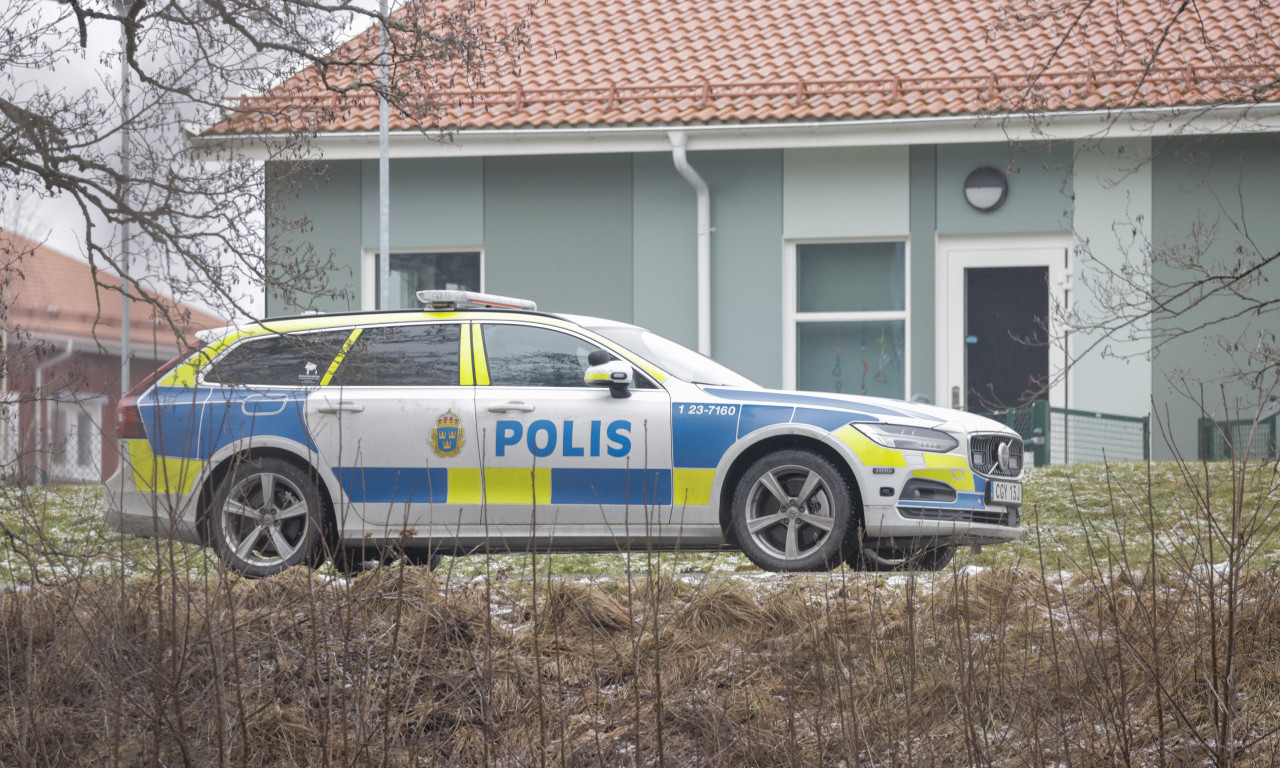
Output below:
[3,459,1280,766]
[4,460,1278,584]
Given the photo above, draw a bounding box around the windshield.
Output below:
[590,326,759,388]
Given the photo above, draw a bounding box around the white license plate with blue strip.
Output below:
[988,480,1022,506]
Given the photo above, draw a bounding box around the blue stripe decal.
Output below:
[738,405,793,438]
[702,387,943,422]
[672,404,740,468]
[792,407,860,431]
[550,468,673,505]
[898,491,987,510]
[144,386,317,460]
[335,467,449,504]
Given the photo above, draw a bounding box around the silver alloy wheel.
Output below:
[219,471,312,568]
[742,463,838,561]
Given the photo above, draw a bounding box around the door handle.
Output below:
[317,400,365,414]
[488,401,535,413]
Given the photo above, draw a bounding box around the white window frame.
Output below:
[782,238,911,394]
[0,393,17,481]
[361,247,485,311]
[45,393,106,483]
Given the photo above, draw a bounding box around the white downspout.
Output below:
[669,131,712,356]
[35,341,75,484]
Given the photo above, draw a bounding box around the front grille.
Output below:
[898,506,1010,525]
[969,434,1024,478]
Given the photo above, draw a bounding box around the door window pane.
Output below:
[796,321,905,399]
[482,324,600,388]
[205,330,352,386]
[380,252,480,309]
[797,242,905,313]
[331,324,461,387]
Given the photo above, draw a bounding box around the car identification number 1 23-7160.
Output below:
[988,480,1022,506]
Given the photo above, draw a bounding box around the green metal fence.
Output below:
[981,401,1150,467]
[1198,415,1278,460]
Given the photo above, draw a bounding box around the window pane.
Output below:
[797,242,905,313]
[382,252,480,309]
[331,324,461,387]
[796,321,905,399]
[483,324,600,388]
[206,330,351,386]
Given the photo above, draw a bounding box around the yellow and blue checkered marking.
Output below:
[333,467,673,505]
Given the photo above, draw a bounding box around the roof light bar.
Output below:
[416,290,537,311]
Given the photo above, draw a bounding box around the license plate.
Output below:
[988,480,1022,506]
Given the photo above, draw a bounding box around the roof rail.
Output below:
[416,290,537,311]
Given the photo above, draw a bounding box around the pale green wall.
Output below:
[359,158,484,249]
[1151,135,1280,460]
[937,143,1073,234]
[697,150,785,388]
[264,160,363,315]
[1071,138,1153,419]
[632,153,699,349]
[782,147,910,238]
[482,155,634,320]
[909,146,938,402]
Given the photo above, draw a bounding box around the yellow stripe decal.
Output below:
[923,453,967,469]
[672,468,715,506]
[447,467,483,504]
[911,468,975,492]
[128,439,202,495]
[833,425,906,467]
[320,328,364,386]
[482,467,552,505]
[472,324,490,386]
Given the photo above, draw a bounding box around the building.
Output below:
[198,0,1280,462]
[0,229,224,483]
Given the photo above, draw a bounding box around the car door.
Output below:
[305,321,482,541]
[471,321,674,548]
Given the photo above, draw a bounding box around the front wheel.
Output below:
[731,449,857,572]
[209,457,325,578]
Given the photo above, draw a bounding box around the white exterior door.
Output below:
[472,321,674,546]
[936,236,1070,412]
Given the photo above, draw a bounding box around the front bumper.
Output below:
[863,500,1027,546]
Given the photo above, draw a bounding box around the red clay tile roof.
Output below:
[1,228,225,350]
[210,0,1280,135]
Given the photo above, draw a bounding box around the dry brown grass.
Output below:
[4,557,1280,767]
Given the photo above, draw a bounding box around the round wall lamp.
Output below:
[963,166,1008,212]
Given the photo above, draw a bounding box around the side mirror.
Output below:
[585,359,632,399]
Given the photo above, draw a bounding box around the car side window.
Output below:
[330,323,461,387]
[204,330,351,386]
[482,324,599,388]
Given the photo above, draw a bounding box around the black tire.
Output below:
[208,457,325,578]
[847,540,957,572]
[731,449,857,572]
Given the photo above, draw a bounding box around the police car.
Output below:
[103,290,1026,577]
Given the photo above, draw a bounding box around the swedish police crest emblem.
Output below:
[431,410,465,458]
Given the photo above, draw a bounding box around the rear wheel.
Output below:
[731,449,856,572]
[209,457,324,578]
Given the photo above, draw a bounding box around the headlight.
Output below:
[853,423,959,453]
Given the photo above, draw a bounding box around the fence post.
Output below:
[1032,400,1050,467]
